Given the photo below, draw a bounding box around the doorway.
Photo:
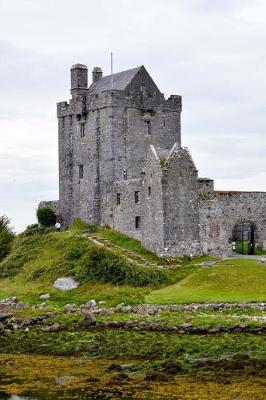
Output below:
[232,222,255,255]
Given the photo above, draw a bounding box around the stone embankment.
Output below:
[0,297,265,335]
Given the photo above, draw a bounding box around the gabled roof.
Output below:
[88,66,142,94]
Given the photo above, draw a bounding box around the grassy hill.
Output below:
[0,222,265,307]
[146,258,266,304]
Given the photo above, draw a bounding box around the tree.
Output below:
[36,207,57,227]
[0,215,15,262]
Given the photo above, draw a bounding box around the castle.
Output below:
[40,63,266,257]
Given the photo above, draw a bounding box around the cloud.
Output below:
[0,0,265,231]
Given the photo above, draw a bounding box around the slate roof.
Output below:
[88,66,142,94]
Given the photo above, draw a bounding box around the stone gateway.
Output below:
[40,63,266,257]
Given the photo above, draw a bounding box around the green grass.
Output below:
[146,258,266,304]
[96,227,167,265]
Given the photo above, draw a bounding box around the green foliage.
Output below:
[0,215,15,262]
[76,246,169,287]
[36,207,56,227]
[70,218,97,233]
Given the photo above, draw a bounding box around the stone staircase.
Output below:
[84,233,169,269]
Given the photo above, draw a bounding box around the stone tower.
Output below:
[57,63,182,228]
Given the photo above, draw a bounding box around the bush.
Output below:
[0,215,15,262]
[37,207,56,227]
[76,246,169,287]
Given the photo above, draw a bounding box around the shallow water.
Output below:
[0,354,265,399]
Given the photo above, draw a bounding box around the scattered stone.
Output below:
[0,313,12,321]
[121,305,132,313]
[16,301,28,310]
[98,301,106,305]
[63,304,79,313]
[48,323,61,332]
[82,300,97,310]
[83,313,96,328]
[43,312,57,318]
[53,277,80,291]
[39,293,50,300]
[0,322,5,330]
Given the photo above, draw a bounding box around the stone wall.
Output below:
[161,145,201,256]
[199,192,266,256]
[112,178,143,241]
[142,146,165,254]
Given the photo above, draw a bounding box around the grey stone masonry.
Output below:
[39,62,266,257]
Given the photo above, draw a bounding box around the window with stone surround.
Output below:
[116,193,121,205]
[80,124,85,138]
[144,120,151,135]
[79,165,83,179]
[135,191,140,204]
[135,216,141,229]
[148,187,151,196]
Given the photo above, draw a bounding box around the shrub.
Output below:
[76,246,169,287]
[37,207,57,227]
[0,215,15,262]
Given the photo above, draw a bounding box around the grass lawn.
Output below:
[146,258,266,304]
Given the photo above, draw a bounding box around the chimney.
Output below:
[70,64,88,95]
[92,67,103,83]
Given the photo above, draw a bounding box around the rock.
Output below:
[43,312,57,318]
[39,293,50,300]
[48,323,61,332]
[83,313,96,328]
[82,299,97,310]
[121,305,132,313]
[0,312,12,321]
[16,301,28,310]
[0,322,5,330]
[98,301,106,305]
[63,304,79,313]
[53,277,80,291]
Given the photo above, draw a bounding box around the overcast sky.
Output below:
[0,0,266,232]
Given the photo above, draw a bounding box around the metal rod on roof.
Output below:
[111,52,114,89]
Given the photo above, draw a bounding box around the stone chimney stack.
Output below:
[92,67,103,83]
[71,64,88,95]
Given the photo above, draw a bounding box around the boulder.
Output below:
[53,278,80,291]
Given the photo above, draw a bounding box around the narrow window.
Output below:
[80,124,85,138]
[123,169,127,180]
[116,193,121,205]
[144,120,151,135]
[135,216,141,229]
[148,187,151,196]
[162,116,166,128]
[79,165,83,179]
[135,191,140,204]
